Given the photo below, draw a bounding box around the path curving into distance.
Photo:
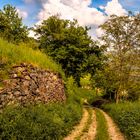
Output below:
[63,107,126,140]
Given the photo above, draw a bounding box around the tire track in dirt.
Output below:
[64,107,126,140]
[100,110,126,140]
[64,108,89,140]
[80,109,97,140]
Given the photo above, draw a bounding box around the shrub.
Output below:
[103,102,140,140]
[0,102,82,140]
[66,77,96,105]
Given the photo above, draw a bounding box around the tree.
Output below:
[100,13,140,103]
[35,15,104,86]
[0,4,28,43]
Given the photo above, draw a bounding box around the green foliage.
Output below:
[0,102,82,140]
[95,109,109,140]
[92,65,118,101]
[80,74,92,88]
[66,77,96,105]
[75,88,96,105]
[0,4,28,44]
[99,13,140,102]
[103,102,140,140]
[127,84,140,101]
[0,38,65,80]
[0,43,95,139]
[35,15,104,85]
[23,37,39,50]
[0,73,88,140]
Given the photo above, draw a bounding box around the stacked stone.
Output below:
[0,63,66,108]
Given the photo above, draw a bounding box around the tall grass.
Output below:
[0,38,98,139]
[0,38,65,80]
[103,102,140,140]
[0,102,82,140]
[0,67,84,139]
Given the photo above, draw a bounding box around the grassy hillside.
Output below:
[0,38,65,82]
[0,38,96,139]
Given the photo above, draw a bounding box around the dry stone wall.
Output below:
[0,63,66,108]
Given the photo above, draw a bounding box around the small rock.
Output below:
[25,75,31,80]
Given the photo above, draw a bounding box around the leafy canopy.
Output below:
[0,4,28,44]
[94,13,140,102]
[35,15,104,85]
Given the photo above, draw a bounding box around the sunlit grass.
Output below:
[103,101,140,140]
[0,38,65,80]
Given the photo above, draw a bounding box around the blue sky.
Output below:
[0,0,139,38]
[0,0,139,27]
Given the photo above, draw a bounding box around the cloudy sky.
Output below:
[0,0,139,38]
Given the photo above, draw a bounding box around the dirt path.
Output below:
[64,108,89,140]
[64,107,126,140]
[81,109,97,140]
[100,110,126,140]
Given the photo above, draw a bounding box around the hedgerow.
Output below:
[103,102,140,140]
[0,101,82,140]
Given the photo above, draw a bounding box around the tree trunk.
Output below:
[115,87,121,103]
[116,92,119,104]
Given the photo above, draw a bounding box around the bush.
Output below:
[0,102,82,140]
[0,76,84,140]
[103,102,140,140]
[66,77,96,105]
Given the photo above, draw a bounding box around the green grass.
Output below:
[0,76,85,140]
[0,38,65,80]
[0,38,98,139]
[95,109,109,140]
[103,102,140,140]
[0,38,83,139]
[0,102,82,140]
[65,77,96,104]
[73,88,96,105]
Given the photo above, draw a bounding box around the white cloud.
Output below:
[96,0,127,39]
[17,9,28,19]
[37,0,106,27]
[96,28,105,37]
[28,30,38,39]
[36,0,127,39]
[103,0,127,16]
[99,5,105,10]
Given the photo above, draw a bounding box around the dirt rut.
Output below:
[64,109,89,140]
[100,110,126,140]
[81,109,97,140]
